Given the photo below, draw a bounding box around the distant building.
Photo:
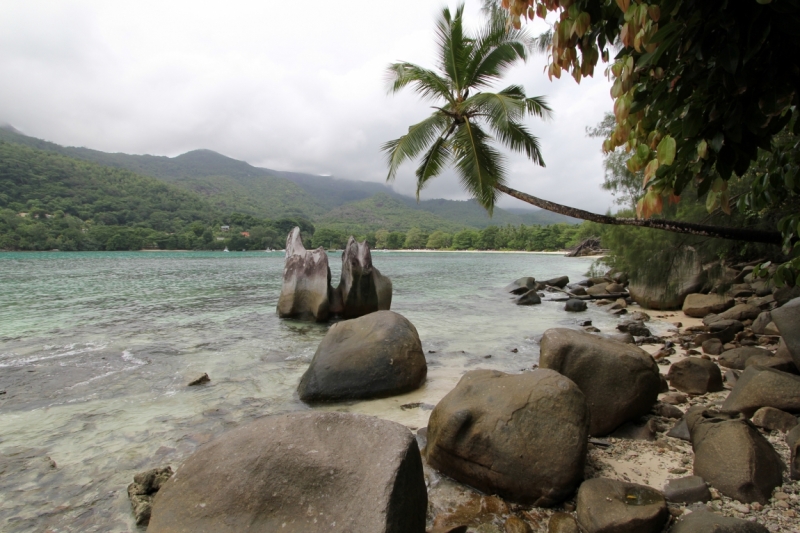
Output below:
[221,225,230,232]
[240,231,250,237]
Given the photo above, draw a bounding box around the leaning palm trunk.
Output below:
[495,184,782,245]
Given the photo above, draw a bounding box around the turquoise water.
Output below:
[0,251,661,532]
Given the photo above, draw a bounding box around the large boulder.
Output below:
[713,303,762,322]
[628,247,706,310]
[669,511,769,533]
[686,409,784,504]
[516,290,542,305]
[721,365,800,416]
[564,299,587,312]
[541,275,570,288]
[332,237,392,319]
[771,296,800,369]
[540,328,661,436]
[277,227,332,322]
[718,347,773,370]
[666,358,723,395]
[682,293,735,318]
[426,369,589,506]
[505,277,536,295]
[148,412,427,533]
[575,478,668,533]
[298,311,426,402]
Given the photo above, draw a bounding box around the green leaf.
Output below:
[710,132,724,153]
[682,112,703,139]
[657,135,676,165]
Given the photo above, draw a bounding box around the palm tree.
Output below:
[382,3,782,245]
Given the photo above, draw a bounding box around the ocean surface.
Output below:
[0,251,670,532]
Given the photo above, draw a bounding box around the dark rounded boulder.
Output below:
[576,478,668,533]
[426,369,589,506]
[666,357,723,395]
[540,328,661,436]
[564,299,587,312]
[148,412,427,533]
[298,311,426,402]
[516,289,542,305]
[505,277,536,295]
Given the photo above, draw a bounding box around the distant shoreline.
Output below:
[1,249,604,257]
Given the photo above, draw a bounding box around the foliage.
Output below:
[383,3,551,213]
[586,112,643,209]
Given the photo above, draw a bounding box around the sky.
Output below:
[0,0,617,213]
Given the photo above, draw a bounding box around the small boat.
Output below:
[223,246,229,252]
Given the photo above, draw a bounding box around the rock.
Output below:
[744,351,798,374]
[605,283,625,293]
[667,418,691,441]
[516,289,542,305]
[426,369,589,506]
[333,237,392,319]
[542,275,570,288]
[669,510,769,532]
[576,478,668,533]
[586,284,609,296]
[128,467,173,526]
[693,320,744,346]
[751,407,799,432]
[721,365,800,416]
[787,424,800,480]
[717,347,772,370]
[686,409,784,504]
[748,293,775,309]
[608,332,635,344]
[616,321,651,337]
[629,311,651,322]
[661,392,688,405]
[663,476,711,504]
[548,512,579,533]
[187,373,210,386]
[569,286,587,296]
[771,296,800,369]
[504,515,532,533]
[148,412,426,533]
[701,338,724,355]
[712,304,762,323]
[774,286,800,307]
[506,277,536,295]
[666,358,723,395]
[277,227,332,322]
[728,283,755,298]
[589,276,610,286]
[610,419,657,441]
[724,369,741,386]
[682,293,735,318]
[540,328,661,436]
[628,248,706,310]
[659,374,670,392]
[611,271,629,284]
[607,298,627,310]
[751,311,773,335]
[564,299,587,312]
[653,402,684,419]
[297,311,426,402]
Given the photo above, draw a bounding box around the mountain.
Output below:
[317,194,468,233]
[0,124,579,229]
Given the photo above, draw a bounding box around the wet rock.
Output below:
[505,277,536,295]
[721,365,800,416]
[504,515,532,533]
[541,276,570,288]
[669,510,769,532]
[333,237,392,319]
[628,247,706,310]
[516,289,542,306]
[666,358,723,395]
[564,299,587,312]
[653,402,683,419]
[751,406,799,432]
[787,424,800,480]
[701,338,724,355]
[576,478,668,533]
[718,347,772,370]
[771,296,800,368]
[548,512,579,533]
[629,311,651,322]
[610,419,657,441]
[540,328,661,436]
[682,293,735,318]
[663,475,710,504]
[616,320,651,337]
[686,409,784,504]
[430,494,507,531]
[607,298,627,310]
[148,412,427,533]
[298,311,426,402]
[277,227,332,322]
[187,373,210,386]
[426,369,589,506]
[128,466,173,526]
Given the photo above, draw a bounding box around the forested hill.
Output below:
[0,125,577,226]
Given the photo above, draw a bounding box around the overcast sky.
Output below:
[0,0,617,213]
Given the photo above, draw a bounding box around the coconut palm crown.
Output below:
[382,3,551,214]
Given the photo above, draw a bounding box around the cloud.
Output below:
[0,0,617,214]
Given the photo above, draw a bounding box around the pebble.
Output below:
[732,503,751,513]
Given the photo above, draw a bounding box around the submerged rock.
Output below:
[148,412,427,533]
[298,311,426,402]
[128,466,173,526]
[277,227,332,322]
[333,236,392,319]
[540,328,661,436]
[426,369,589,506]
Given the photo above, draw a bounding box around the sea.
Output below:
[0,251,672,532]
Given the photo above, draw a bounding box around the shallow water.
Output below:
[0,251,668,532]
